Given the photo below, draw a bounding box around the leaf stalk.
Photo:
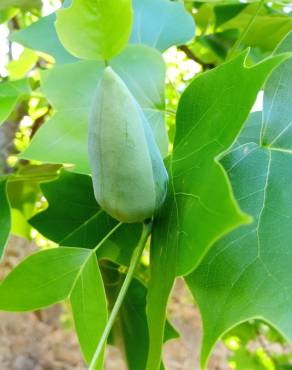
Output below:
[89,220,152,370]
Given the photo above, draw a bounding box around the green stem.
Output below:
[88,221,152,370]
[228,0,265,60]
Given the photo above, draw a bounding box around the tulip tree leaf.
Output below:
[185,32,292,368]
[0,79,30,126]
[146,51,289,370]
[0,246,108,369]
[70,253,107,368]
[221,4,292,52]
[109,46,168,157]
[102,264,178,370]
[120,278,178,370]
[20,45,168,170]
[10,13,77,64]
[129,0,195,51]
[0,179,11,260]
[55,0,133,61]
[0,247,88,310]
[13,0,195,64]
[29,170,142,266]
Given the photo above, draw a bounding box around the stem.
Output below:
[228,0,265,60]
[89,221,152,370]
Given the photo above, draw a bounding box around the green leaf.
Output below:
[0,247,91,311]
[55,0,133,61]
[10,13,78,64]
[221,4,292,52]
[21,60,104,173]
[21,45,168,169]
[0,0,41,10]
[0,245,108,368]
[0,79,30,126]
[110,45,168,157]
[0,179,11,260]
[102,263,178,370]
[261,32,292,150]
[146,51,289,370]
[29,171,142,266]
[70,254,108,368]
[129,0,195,51]
[6,48,38,81]
[7,178,39,240]
[119,278,178,370]
[185,32,292,368]
[214,3,247,28]
[0,8,18,24]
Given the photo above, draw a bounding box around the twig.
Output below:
[178,45,215,70]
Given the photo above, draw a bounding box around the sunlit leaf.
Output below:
[55,0,133,61]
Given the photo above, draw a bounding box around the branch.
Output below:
[178,45,215,70]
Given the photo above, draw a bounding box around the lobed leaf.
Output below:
[55,0,133,61]
[29,171,142,266]
[129,0,195,51]
[10,13,77,64]
[146,50,290,370]
[21,45,168,170]
[186,31,292,368]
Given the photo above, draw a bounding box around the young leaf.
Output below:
[186,32,292,368]
[10,13,77,64]
[0,179,11,260]
[21,45,168,170]
[0,79,30,126]
[0,247,91,311]
[71,254,108,368]
[129,0,195,51]
[146,51,289,370]
[29,171,142,266]
[55,0,133,61]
